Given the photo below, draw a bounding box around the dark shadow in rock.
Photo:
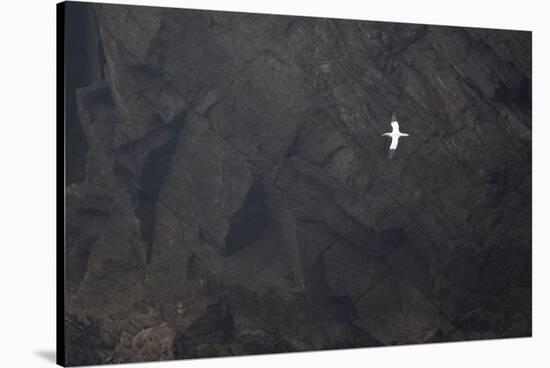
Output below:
[379,228,407,248]
[328,295,359,322]
[224,179,269,256]
[135,111,187,264]
[494,77,531,114]
[172,331,192,359]
[186,254,214,286]
[367,228,407,256]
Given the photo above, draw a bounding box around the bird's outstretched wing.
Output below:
[391,121,399,133]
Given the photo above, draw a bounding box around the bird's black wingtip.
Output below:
[389,149,395,160]
[391,112,397,122]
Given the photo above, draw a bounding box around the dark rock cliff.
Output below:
[63,2,531,365]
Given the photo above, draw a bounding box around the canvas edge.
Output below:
[56,1,67,367]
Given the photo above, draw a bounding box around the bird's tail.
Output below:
[389,149,395,160]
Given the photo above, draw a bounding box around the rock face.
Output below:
[63,2,531,366]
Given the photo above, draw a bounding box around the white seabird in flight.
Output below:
[382,113,409,160]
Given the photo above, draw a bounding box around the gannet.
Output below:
[382,113,409,160]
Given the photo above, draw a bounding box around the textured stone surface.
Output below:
[63,2,531,365]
